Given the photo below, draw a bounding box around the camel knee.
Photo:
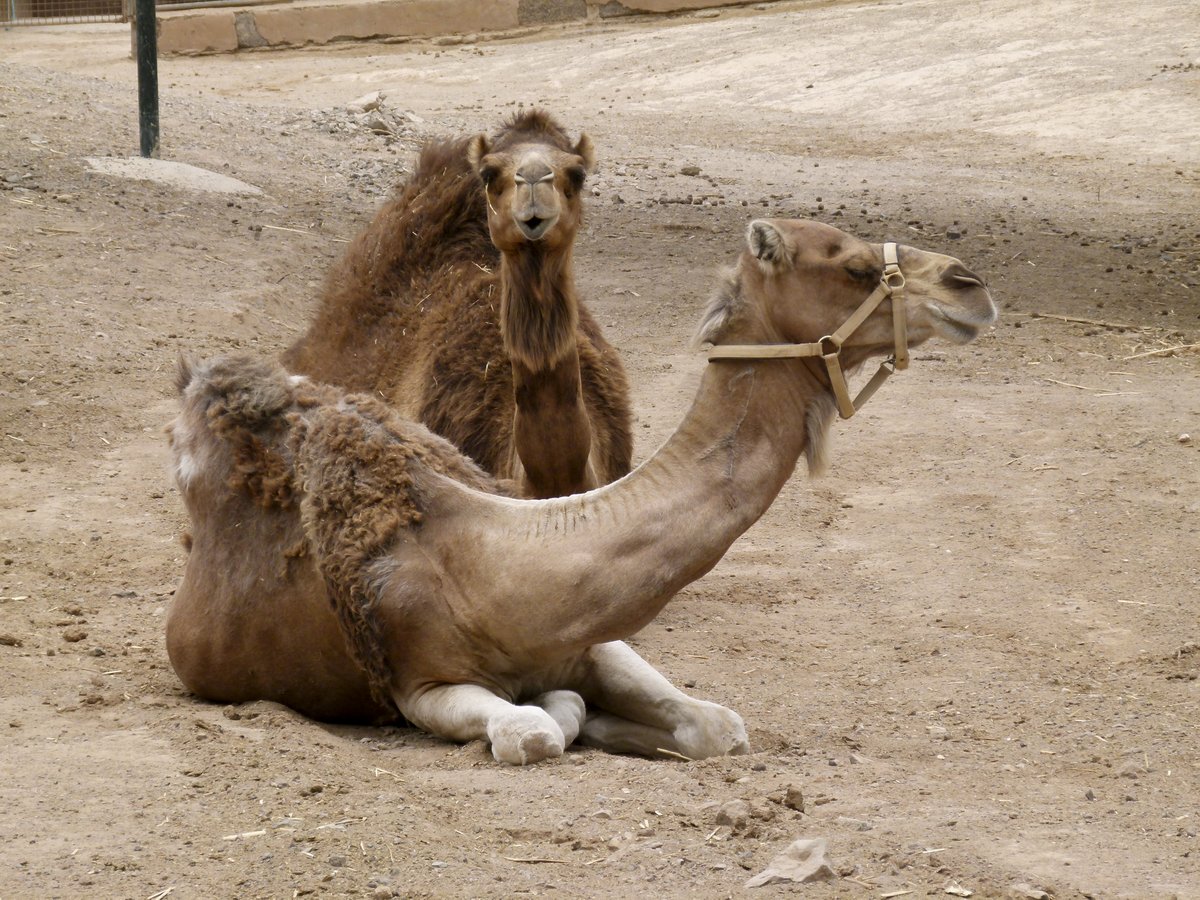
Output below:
[487,706,566,765]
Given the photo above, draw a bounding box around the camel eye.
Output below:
[478,164,501,187]
[845,265,876,282]
[566,165,586,193]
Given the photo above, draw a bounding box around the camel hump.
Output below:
[491,109,575,153]
[179,354,306,509]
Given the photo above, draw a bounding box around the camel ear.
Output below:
[466,134,490,169]
[175,353,196,395]
[747,220,790,269]
[573,133,597,175]
[468,134,502,187]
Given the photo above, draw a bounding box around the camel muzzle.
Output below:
[706,242,909,419]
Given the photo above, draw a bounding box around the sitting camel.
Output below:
[167,219,995,763]
[283,111,632,499]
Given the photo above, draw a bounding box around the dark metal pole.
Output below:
[135,0,159,158]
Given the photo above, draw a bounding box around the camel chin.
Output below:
[517,214,555,241]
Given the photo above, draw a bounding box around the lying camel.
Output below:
[167,219,995,763]
[283,111,632,499]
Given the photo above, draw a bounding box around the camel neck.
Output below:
[499,243,594,496]
[499,245,579,370]
[623,356,821,561]
[510,353,595,498]
[488,355,829,650]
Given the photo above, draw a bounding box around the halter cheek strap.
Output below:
[707,242,908,420]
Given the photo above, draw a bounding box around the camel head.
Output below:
[698,218,996,373]
[467,113,596,253]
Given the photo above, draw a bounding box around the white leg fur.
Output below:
[572,641,750,760]
[401,683,568,765]
[531,690,586,748]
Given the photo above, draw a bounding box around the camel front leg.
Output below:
[571,641,750,760]
[400,683,582,765]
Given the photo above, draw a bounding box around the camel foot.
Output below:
[674,701,750,759]
[487,705,567,765]
[580,700,749,760]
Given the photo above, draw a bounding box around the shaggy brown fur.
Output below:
[282,110,633,498]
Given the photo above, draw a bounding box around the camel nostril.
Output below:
[943,263,986,289]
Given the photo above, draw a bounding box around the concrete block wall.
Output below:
[156,0,765,54]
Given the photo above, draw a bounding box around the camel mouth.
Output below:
[926,286,997,344]
[517,214,555,241]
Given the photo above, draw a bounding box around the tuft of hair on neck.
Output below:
[693,267,741,349]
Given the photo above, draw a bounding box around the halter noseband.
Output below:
[706,242,908,419]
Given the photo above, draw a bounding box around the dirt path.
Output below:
[1,2,1198,897]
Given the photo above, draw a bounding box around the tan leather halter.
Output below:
[707,241,908,419]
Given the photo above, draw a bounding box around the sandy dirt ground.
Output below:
[1,0,1198,896]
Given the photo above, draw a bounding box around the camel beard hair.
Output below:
[500,246,579,370]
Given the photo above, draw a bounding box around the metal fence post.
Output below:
[135,0,160,158]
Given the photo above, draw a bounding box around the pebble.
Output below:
[1010,883,1050,899]
[835,815,872,832]
[715,799,751,830]
[680,165,701,177]
[345,90,385,114]
[61,626,88,643]
[1179,433,1191,444]
[784,785,805,812]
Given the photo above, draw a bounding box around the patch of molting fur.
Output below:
[167,418,201,491]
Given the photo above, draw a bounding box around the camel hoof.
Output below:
[489,707,566,765]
